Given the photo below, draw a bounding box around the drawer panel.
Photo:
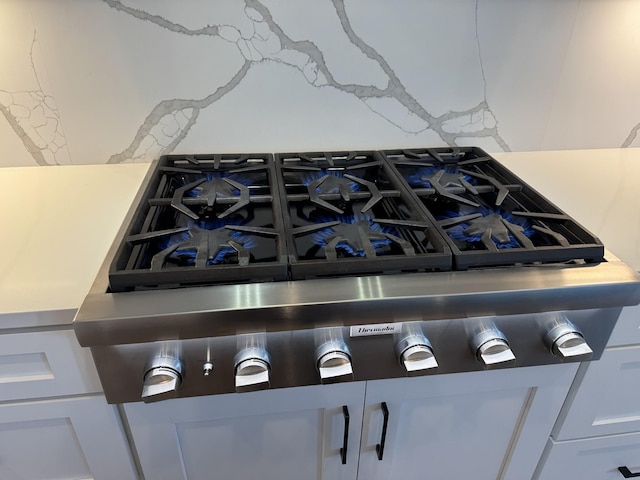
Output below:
[555,346,640,440]
[608,304,640,347]
[0,329,101,401]
[536,432,640,480]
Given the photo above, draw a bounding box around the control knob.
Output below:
[470,327,516,368]
[395,333,438,374]
[544,318,593,361]
[142,356,184,403]
[315,340,353,383]
[234,347,271,392]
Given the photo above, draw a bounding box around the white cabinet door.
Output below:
[536,432,640,480]
[0,329,102,402]
[0,395,137,480]
[554,346,640,440]
[125,383,366,480]
[607,305,640,347]
[358,364,578,480]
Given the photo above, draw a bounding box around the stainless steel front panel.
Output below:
[92,307,619,404]
[75,259,640,347]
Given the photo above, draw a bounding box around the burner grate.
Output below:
[275,151,451,279]
[381,147,605,269]
[108,153,288,291]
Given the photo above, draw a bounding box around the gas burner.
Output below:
[277,152,388,215]
[407,165,480,207]
[303,171,381,214]
[302,171,360,195]
[301,213,410,259]
[171,172,250,220]
[438,207,535,251]
[150,219,257,269]
[409,167,473,189]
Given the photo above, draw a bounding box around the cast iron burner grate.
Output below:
[108,153,288,292]
[275,151,451,279]
[381,147,604,269]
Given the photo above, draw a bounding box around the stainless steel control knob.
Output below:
[315,340,353,383]
[470,328,516,368]
[234,348,271,392]
[544,320,593,361]
[395,333,438,374]
[142,356,184,403]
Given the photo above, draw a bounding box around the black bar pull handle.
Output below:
[340,405,350,465]
[376,402,389,461]
[619,466,640,478]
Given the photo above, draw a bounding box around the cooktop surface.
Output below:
[108,148,604,292]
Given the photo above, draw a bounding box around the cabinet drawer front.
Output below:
[536,433,640,480]
[555,346,640,440]
[0,329,101,401]
[608,305,640,347]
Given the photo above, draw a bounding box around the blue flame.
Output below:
[160,218,256,265]
[406,165,474,188]
[439,207,534,249]
[311,214,397,257]
[302,171,360,193]
[185,172,249,198]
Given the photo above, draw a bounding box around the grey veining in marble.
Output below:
[0,31,69,166]
[622,123,640,148]
[1,0,639,166]
[99,0,509,163]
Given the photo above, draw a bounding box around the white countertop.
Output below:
[1,148,638,326]
[0,163,150,326]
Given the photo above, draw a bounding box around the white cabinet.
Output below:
[0,329,101,402]
[535,305,640,478]
[0,395,137,480]
[553,345,640,439]
[359,365,578,480]
[126,364,577,480]
[537,433,640,480]
[124,383,366,480]
[0,325,138,480]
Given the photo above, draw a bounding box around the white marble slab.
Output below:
[0,1,71,166]
[0,0,636,166]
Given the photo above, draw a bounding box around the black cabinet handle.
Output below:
[619,466,640,478]
[340,406,350,465]
[376,402,389,461]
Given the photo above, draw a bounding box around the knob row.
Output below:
[140,319,592,402]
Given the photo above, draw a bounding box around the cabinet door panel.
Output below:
[555,346,640,440]
[0,395,137,480]
[0,329,101,401]
[359,364,577,480]
[536,432,640,480]
[125,383,365,480]
[607,305,640,347]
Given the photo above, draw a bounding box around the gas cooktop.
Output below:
[108,147,604,292]
[75,147,640,404]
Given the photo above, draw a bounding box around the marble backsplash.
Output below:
[1,0,639,166]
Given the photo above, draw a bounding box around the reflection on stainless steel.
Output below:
[75,258,640,346]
